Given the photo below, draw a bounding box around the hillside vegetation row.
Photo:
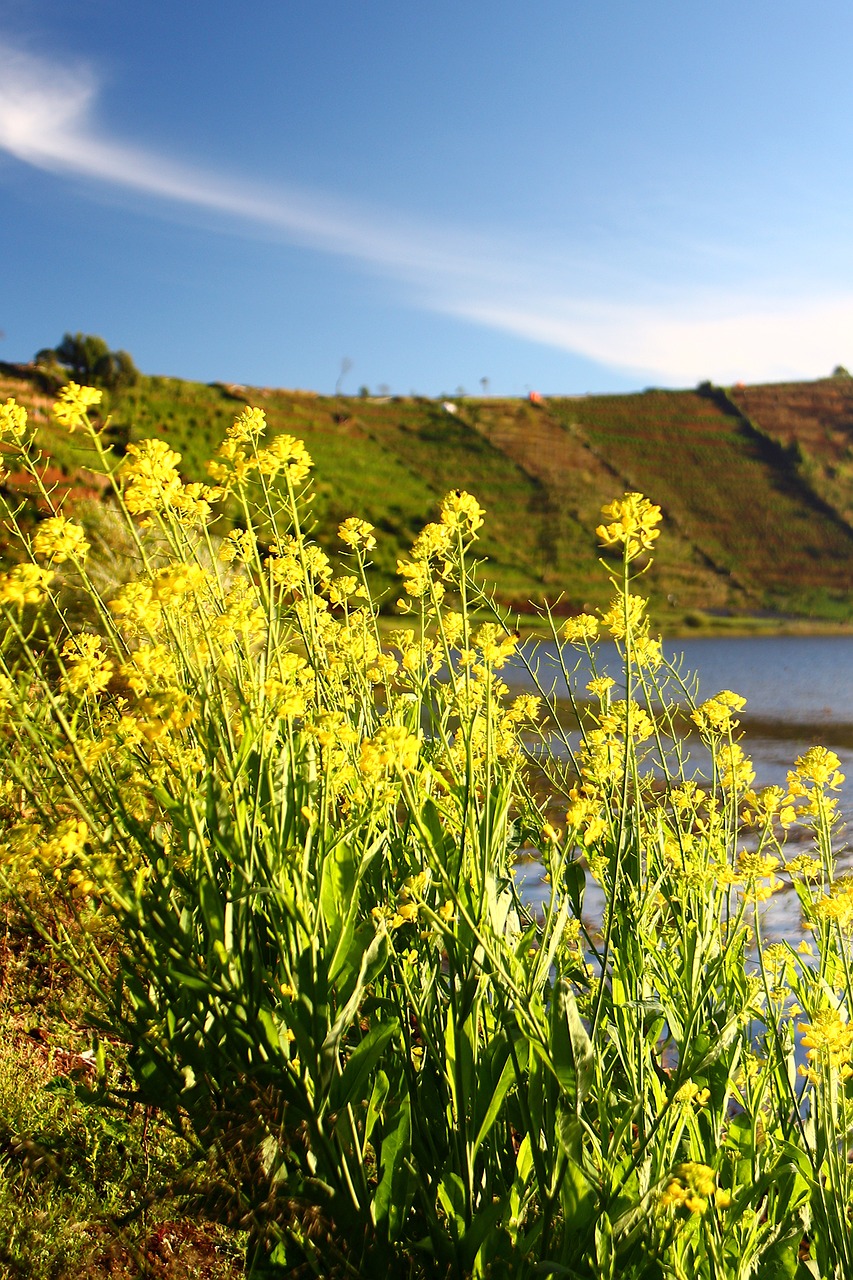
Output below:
[3,361,853,628]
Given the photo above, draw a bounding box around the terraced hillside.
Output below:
[728,377,853,528]
[547,388,853,617]
[3,361,853,625]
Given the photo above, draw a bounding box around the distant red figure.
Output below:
[528,390,543,404]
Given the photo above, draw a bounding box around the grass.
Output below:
[0,915,243,1279]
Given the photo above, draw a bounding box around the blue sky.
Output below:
[2,0,853,395]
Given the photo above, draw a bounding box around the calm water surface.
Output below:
[505,635,853,939]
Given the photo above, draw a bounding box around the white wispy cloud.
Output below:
[1,39,850,385]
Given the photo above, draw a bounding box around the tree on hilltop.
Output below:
[35,332,139,390]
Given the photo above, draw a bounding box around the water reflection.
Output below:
[506,635,853,941]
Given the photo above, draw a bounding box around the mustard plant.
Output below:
[0,389,849,1278]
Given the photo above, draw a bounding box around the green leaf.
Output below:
[472,1040,518,1158]
[365,1068,390,1145]
[330,1017,399,1112]
[436,1170,467,1240]
[198,874,224,939]
[563,859,585,917]
[321,927,390,1082]
[372,1097,413,1235]
[550,979,594,1110]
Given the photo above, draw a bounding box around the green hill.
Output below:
[4,361,853,628]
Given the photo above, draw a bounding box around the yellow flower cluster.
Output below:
[61,635,114,698]
[121,439,183,513]
[596,492,662,560]
[777,747,846,827]
[219,528,258,564]
[120,440,220,524]
[440,489,485,535]
[600,592,647,641]
[716,741,755,793]
[798,1007,853,1079]
[659,1162,730,1215]
[120,644,178,697]
[562,613,599,644]
[359,726,421,782]
[397,558,432,599]
[38,816,89,870]
[692,689,746,735]
[673,1080,711,1108]
[338,517,377,551]
[226,406,267,444]
[811,879,853,930]
[264,652,312,718]
[0,563,54,606]
[0,397,29,442]
[33,515,90,565]
[255,434,313,482]
[566,786,609,846]
[53,383,103,432]
[472,623,519,669]
[788,746,845,792]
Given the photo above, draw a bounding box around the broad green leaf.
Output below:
[550,979,594,1110]
[330,1016,399,1112]
[372,1097,413,1234]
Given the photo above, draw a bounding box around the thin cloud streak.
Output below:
[1,40,849,386]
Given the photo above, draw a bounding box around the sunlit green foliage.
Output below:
[0,389,852,1276]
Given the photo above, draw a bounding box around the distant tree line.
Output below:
[35,333,139,391]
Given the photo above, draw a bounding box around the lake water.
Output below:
[505,635,853,939]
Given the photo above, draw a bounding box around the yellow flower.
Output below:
[359,726,421,782]
[38,817,89,868]
[798,1007,853,1073]
[0,563,54,606]
[659,1162,728,1216]
[328,575,361,605]
[674,1080,711,1107]
[596,492,662,559]
[473,622,518,668]
[53,383,102,432]
[120,644,178,696]
[692,690,747,734]
[131,690,197,743]
[411,521,454,562]
[717,742,755,792]
[109,580,162,636]
[440,489,484,535]
[441,611,465,647]
[32,516,90,565]
[633,634,663,669]
[504,693,541,724]
[397,559,431,598]
[585,674,612,698]
[61,634,113,698]
[121,439,183,514]
[562,613,599,643]
[0,398,28,442]
[152,562,209,606]
[226,406,267,443]
[255,434,313,482]
[737,849,780,880]
[600,593,646,640]
[338,517,377,551]
[789,746,845,791]
[786,854,821,879]
[812,880,853,930]
[219,528,258,564]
